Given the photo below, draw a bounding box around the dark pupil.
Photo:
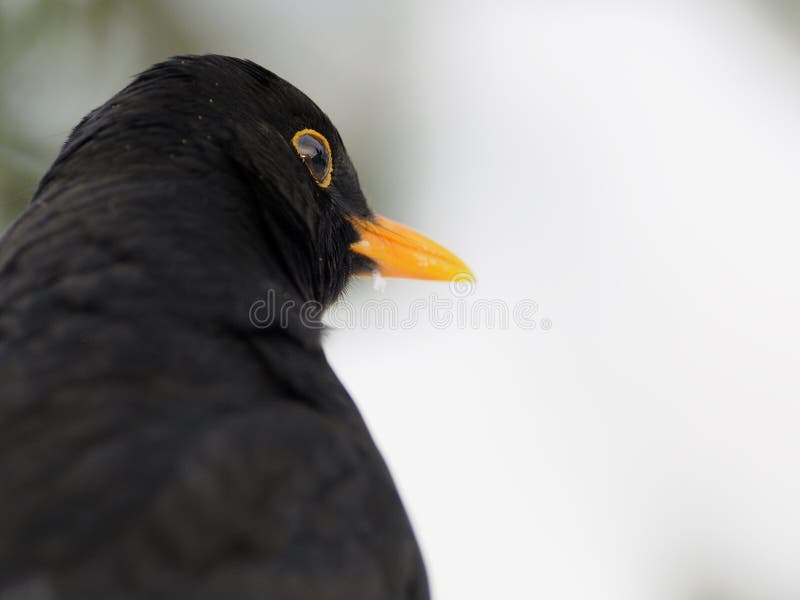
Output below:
[296,134,330,182]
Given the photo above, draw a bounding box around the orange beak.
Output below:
[348,215,474,282]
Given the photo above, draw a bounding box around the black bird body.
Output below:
[0,56,428,599]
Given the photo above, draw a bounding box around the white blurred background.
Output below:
[2,1,800,598]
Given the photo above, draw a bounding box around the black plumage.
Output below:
[0,55,428,599]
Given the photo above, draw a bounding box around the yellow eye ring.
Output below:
[291,128,333,188]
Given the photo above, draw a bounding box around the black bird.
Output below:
[0,55,472,599]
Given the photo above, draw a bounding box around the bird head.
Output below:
[53,55,473,307]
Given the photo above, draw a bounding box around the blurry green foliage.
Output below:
[0,0,199,229]
[763,0,800,34]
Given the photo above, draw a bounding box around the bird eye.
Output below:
[291,129,333,188]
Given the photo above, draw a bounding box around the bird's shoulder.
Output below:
[0,399,426,599]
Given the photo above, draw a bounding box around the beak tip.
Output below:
[452,268,476,284]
